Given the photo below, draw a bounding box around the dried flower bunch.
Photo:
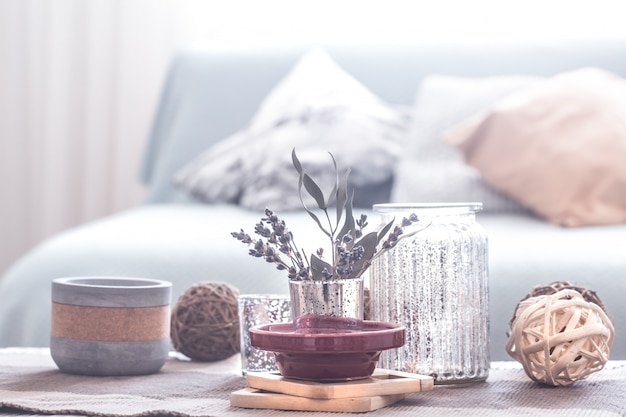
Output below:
[231,149,419,281]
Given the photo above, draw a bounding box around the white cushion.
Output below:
[174,48,409,211]
[391,74,542,213]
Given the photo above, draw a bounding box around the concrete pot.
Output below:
[50,276,172,376]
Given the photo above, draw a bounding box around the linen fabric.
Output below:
[444,68,626,227]
[390,74,542,213]
[1,348,625,417]
[174,48,409,211]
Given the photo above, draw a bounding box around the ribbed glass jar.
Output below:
[370,203,489,384]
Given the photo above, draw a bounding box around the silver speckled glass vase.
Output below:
[370,203,489,384]
[289,277,365,333]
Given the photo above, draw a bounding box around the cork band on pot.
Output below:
[51,303,170,341]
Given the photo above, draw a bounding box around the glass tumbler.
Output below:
[238,294,291,375]
[370,203,489,384]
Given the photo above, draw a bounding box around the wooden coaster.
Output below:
[245,368,433,399]
[230,388,405,413]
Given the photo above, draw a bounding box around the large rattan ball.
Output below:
[506,281,614,386]
[171,281,240,361]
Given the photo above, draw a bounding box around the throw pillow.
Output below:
[444,68,626,227]
[173,48,409,211]
[390,74,543,213]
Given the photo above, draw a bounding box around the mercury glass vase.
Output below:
[370,203,489,384]
[289,277,365,333]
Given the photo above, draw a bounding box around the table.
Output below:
[0,348,624,416]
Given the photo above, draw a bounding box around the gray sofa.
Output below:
[1,42,625,361]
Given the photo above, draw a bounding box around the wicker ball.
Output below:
[506,281,614,386]
[171,281,240,361]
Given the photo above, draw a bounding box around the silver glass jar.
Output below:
[370,203,489,384]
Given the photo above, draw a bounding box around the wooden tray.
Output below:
[230,388,405,413]
[231,369,433,412]
[246,368,434,399]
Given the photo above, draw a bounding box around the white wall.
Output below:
[0,0,198,275]
[1,0,624,276]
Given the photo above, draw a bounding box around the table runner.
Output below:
[0,348,624,417]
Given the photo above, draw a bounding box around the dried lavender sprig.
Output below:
[335,244,365,279]
[380,214,419,250]
[355,214,368,239]
[260,211,296,260]
[231,229,306,278]
[232,208,312,280]
[261,209,306,266]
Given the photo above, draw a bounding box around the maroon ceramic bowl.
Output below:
[248,321,405,381]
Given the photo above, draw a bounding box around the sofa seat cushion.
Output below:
[479,213,626,352]
[1,205,625,361]
[0,204,354,347]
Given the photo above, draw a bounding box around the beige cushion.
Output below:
[444,68,626,227]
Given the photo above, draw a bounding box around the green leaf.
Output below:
[293,148,328,210]
[310,253,332,281]
[355,231,379,254]
[291,148,303,174]
[294,149,306,205]
[296,171,331,237]
[348,231,378,278]
[326,153,339,208]
[335,168,350,228]
[377,219,396,245]
[303,173,327,210]
[336,191,356,249]
[305,208,331,237]
[293,149,330,236]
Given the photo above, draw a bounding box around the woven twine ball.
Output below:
[170,281,240,361]
[506,281,615,386]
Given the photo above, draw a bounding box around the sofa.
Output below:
[1,41,625,362]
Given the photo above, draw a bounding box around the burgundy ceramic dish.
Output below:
[249,320,405,381]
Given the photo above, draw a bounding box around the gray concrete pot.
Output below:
[50,277,172,376]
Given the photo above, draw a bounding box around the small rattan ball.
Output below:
[506,281,614,386]
[171,281,240,361]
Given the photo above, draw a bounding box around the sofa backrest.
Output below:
[141,40,626,204]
